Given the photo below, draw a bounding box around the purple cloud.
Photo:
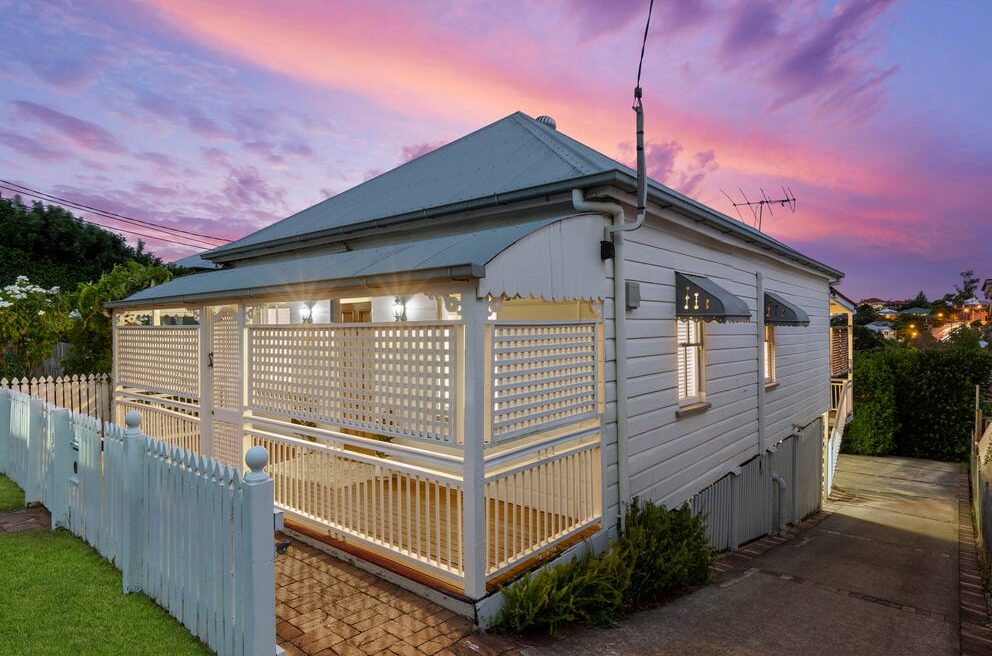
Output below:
[11,100,126,154]
[720,1,780,61]
[401,141,446,163]
[0,130,70,162]
[768,0,898,113]
[223,166,287,209]
[570,0,709,38]
[644,141,683,182]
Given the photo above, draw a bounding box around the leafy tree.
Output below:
[61,262,173,374]
[0,195,161,290]
[0,276,70,377]
[853,325,887,352]
[909,290,930,308]
[949,269,980,305]
[853,304,878,326]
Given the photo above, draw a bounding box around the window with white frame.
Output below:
[764,324,776,383]
[677,318,704,402]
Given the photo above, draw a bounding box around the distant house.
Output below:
[899,307,931,318]
[962,296,990,323]
[107,111,846,617]
[860,297,887,310]
[866,321,896,340]
[878,307,900,319]
[983,278,991,300]
[172,253,222,271]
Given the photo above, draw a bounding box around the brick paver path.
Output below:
[0,506,49,535]
[276,536,520,656]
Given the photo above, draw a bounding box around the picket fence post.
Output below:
[25,397,44,504]
[242,446,280,656]
[121,411,146,593]
[49,408,73,529]
[0,389,9,473]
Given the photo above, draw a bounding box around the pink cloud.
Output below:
[400,141,446,163]
[11,100,126,154]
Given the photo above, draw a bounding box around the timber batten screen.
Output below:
[248,322,457,444]
[116,326,199,399]
[830,326,850,377]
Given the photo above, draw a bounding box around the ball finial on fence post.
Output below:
[124,411,141,430]
[245,445,269,482]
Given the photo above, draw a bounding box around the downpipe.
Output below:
[771,473,787,536]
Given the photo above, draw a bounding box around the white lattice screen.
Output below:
[212,420,243,468]
[211,309,242,412]
[830,326,849,377]
[116,326,199,399]
[490,321,599,441]
[248,323,456,443]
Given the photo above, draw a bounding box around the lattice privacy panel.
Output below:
[211,309,242,412]
[491,322,599,441]
[830,326,849,377]
[248,323,456,443]
[116,327,199,399]
[212,420,244,468]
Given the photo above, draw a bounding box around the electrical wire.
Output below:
[634,0,655,106]
[0,179,229,245]
[0,183,215,250]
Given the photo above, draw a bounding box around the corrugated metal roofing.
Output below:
[115,216,561,306]
[202,111,841,280]
[172,253,221,270]
[208,112,616,257]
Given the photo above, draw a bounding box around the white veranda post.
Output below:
[461,292,487,599]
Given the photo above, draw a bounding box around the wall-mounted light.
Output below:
[392,297,406,322]
[301,301,314,324]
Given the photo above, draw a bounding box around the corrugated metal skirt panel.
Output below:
[795,418,824,520]
[736,455,771,545]
[768,438,796,524]
[689,473,735,552]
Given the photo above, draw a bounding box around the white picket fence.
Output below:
[0,388,281,656]
[1,373,112,425]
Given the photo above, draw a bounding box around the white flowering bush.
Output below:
[0,275,69,377]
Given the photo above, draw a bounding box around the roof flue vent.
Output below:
[536,115,557,130]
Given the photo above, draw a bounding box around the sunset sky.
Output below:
[0,0,989,300]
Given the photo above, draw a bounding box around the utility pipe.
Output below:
[572,189,632,529]
[771,473,787,536]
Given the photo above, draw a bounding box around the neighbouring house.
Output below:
[878,307,900,319]
[860,297,887,310]
[899,306,931,319]
[866,321,897,340]
[173,253,223,271]
[983,278,991,300]
[962,296,990,324]
[107,112,846,621]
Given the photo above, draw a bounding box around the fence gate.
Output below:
[208,305,244,467]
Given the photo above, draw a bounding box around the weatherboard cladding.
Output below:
[201,111,841,280]
[120,217,559,305]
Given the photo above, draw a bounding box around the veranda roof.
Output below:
[110,216,562,308]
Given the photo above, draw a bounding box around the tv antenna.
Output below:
[720,186,797,232]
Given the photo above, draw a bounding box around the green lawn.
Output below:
[0,474,24,511]
[0,530,212,655]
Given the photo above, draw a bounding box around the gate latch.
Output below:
[208,351,214,368]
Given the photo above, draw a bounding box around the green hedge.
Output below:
[843,336,992,461]
[492,500,711,635]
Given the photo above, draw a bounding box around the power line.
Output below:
[0,179,230,245]
[634,0,655,95]
[0,183,215,250]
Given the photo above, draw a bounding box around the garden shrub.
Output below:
[492,500,710,636]
[842,349,897,455]
[843,333,992,462]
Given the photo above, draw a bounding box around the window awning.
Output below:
[675,273,751,323]
[764,291,810,327]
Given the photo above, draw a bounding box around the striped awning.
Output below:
[675,273,751,323]
[764,291,810,327]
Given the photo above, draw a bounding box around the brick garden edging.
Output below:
[959,468,992,655]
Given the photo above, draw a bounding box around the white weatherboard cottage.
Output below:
[109,112,850,620]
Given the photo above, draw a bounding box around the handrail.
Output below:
[116,391,201,415]
[247,415,463,468]
[827,379,853,495]
[246,427,462,485]
[484,425,600,467]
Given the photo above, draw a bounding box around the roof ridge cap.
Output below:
[510,113,603,177]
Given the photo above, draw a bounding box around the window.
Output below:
[764,324,776,383]
[677,318,704,402]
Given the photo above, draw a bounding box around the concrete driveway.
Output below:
[518,454,964,656]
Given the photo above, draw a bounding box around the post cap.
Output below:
[124,411,141,429]
[245,445,268,473]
